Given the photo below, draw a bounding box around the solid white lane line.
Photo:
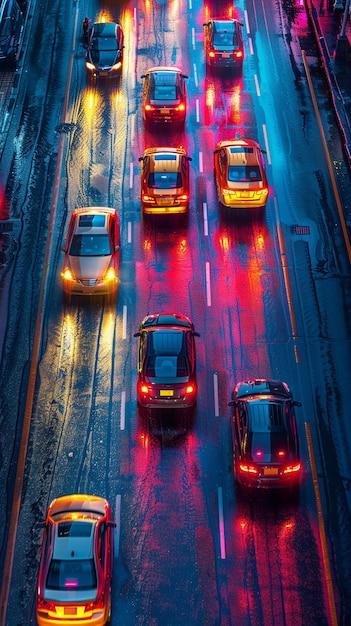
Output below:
[122,305,127,339]
[120,390,126,430]
[196,98,200,123]
[129,162,133,188]
[218,486,226,559]
[203,202,208,236]
[244,10,250,34]
[114,494,121,557]
[199,151,203,173]
[193,63,198,87]
[127,221,132,243]
[213,373,219,417]
[254,74,260,97]
[205,262,211,307]
[262,124,271,165]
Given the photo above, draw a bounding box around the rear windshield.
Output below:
[145,330,189,379]
[148,172,182,189]
[46,559,97,591]
[228,166,261,183]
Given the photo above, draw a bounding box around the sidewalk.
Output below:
[306,0,351,165]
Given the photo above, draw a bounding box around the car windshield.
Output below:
[228,165,261,183]
[46,558,97,591]
[145,330,190,380]
[148,172,182,189]
[69,234,112,257]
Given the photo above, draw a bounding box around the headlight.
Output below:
[111,62,122,71]
[61,268,74,281]
[86,62,95,71]
[104,267,117,282]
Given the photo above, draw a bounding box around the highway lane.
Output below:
[1,0,351,624]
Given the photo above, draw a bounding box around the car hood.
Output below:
[69,256,112,280]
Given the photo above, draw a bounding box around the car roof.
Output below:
[246,400,289,432]
[141,313,193,330]
[147,151,183,173]
[152,329,184,354]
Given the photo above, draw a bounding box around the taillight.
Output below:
[185,384,195,394]
[283,463,301,474]
[209,51,215,58]
[140,384,149,394]
[145,104,153,111]
[36,597,55,614]
[239,463,258,475]
[176,103,185,111]
[234,50,243,59]
[179,194,188,201]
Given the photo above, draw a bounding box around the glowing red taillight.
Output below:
[185,385,195,394]
[283,463,301,474]
[234,50,243,58]
[209,51,215,58]
[145,104,152,111]
[179,194,188,201]
[140,384,148,394]
[36,597,55,613]
[176,103,185,111]
[239,463,258,475]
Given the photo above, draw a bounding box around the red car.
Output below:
[36,494,115,626]
[61,207,120,299]
[141,66,188,125]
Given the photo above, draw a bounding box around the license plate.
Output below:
[222,53,230,58]
[263,467,279,476]
[99,71,108,76]
[160,389,174,397]
[158,197,173,205]
[240,191,251,198]
[64,607,77,615]
[160,109,170,114]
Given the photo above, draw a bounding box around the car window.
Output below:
[148,172,182,189]
[228,166,262,183]
[98,522,106,570]
[69,234,112,257]
[46,558,97,591]
[213,31,234,47]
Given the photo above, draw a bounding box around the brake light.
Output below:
[283,463,301,474]
[185,385,195,394]
[234,50,243,59]
[36,597,56,616]
[140,384,149,394]
[176,103,185,111]
[142,195,155,203]
[179,194,188,201]
[145,104,153,111]
[239,463,258,475]
[209,51,215,58]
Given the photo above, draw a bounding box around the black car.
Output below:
[203,18,244,71]
[229,379,301,490]
[0,0,23,66]
[85,21,124,79]
[134,313,200,412]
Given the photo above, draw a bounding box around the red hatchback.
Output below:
[36,494,115,626]
[203,18,244,71]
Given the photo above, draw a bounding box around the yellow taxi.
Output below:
[214,139,268,208]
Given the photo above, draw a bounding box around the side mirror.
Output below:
[213,149,219,155]
[138,156,143,162]
[141,74,145,79]
[187,157,192,162]
[193,331,200,337]
[203,22,209,26]
[134,332,141,337]
[228,400,236,406]
[115,245,120,251]
[108,521,117,528]
[182,74,189,79]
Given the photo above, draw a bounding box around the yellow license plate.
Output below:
[222,53,230,58]
[263,467,279,476]
[99,71,108,76]
[160,389,174,397]
[160,109,170,114]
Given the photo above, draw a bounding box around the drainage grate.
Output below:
[291,225,310,235]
